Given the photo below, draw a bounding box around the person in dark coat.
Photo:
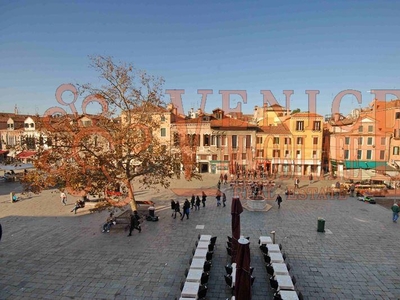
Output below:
[128,211,141,236]
[174,200,183,219]
[195,196,201,210]
[181,199,191,220]
[190,194,195,209]
[276,194,283,209]
[170,199,176,217]
[222,192,227,207]
[201,191,207,207]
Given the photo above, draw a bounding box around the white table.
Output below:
[186,268,203,282]
[199,234,212,241]
[275,275,295,290]
[181,281,200,298]
[266,244,281,253]
[197,240,210,249]
[271,263,289,275]
[190,258,205,269]
[193,248,208,259]
[279,290,299,300]
[269,252,284,263]
[259,236,273,245]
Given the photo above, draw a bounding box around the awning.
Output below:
[344,169,391,181]
[344,161,387,169]
[0,150,9,155]
[16,151,37,159]
[0,163,35,171]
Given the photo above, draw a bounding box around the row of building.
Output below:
[1,99,400,178]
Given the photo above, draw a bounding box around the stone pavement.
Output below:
[1,174,400,299]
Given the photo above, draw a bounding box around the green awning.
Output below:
[344,161,387,169]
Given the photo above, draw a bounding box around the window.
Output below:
[345,137,350,145]
[82,120,92,127]
[380,150,385,160]
[242,153,246,159]
[366,150,372,160]
[358,137,363,145]
[24,123,29,128]
[297,137,303,145]
[160,115,166,122]
[246,135,251,149]
[256,137,263,144]
[393,147,400,155]
[313,137,318,145]
[212,154,217,160]
[313,121,321,131]
[221,135,227,146]
[232,153,237,160]
[273,137,279,144]
[396,112,400,119]
[367,137,373,145]
[160,128,166,137]
[257,150,264,157]
[203,134,210,146]
[368,125,373,132]
[284,138,291,145]
[285,150,289,157]
[232,135,237,148]
[273,150,280,158]
[381,137,386,145]
[357,150,362,159]
[7,123,14,129]
[296,121,304,131]
[358,126,363,133]
[296,150,301,158]
[312,150,317,158]
[344,150,349,159]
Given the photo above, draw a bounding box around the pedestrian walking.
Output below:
[60,190,67,205]
[216,190,221,207]
[128,211,141,236]
[191,194,195,209]
[276,194,283,209]
[174,200,183,219]
[170,199,175,217]
[309,174,313,185]
[71,199,85,214]
[217,180,221,190]
[222,192,227,207]
[295,178,300,189]
[195,196,201,210]
[224,173,228,185]
[181,199,190,220]
[391,202,399,223]
[201,191,207,207]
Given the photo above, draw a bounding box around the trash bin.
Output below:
[317,218,325,232]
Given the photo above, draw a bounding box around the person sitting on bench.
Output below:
[102,213,115,233]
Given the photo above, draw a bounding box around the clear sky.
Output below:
[1,0,400,117]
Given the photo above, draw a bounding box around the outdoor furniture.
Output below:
[196,240,210,249]
[271,263,289,275]
[266,264,274,275]
[206,251,213,261]
[269,252,285,263]
[197,285,208,300]
[259,236,273,245]
[270,277,279,290]
[200,272,209,285]
[199,235,212,242]
[231,263,236,287]
[186,269,203,283]
[181,281,200,298]
[210,236,217,245]
[276,290,299,300]
[203,261,212,272]
[226,247,232,256]
[266,244,281,253]
[190,258,206,269]
[194,248,208,260]
[275,274,295,290]
[225,264,233,275]
[208,243,215,252]
[224,274,233,288]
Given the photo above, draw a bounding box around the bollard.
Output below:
[271,231,276,244]
[317,217,325,232]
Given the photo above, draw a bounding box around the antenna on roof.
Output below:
[14,105,18,115]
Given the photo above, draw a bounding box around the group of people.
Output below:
[170,191,209,220]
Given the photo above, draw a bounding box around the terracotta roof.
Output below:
[211,117,257,129]
[258,124,291,135]
[291,112,323,118]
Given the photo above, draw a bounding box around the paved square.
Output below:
[1,176,400,299]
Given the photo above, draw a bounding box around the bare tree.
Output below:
[22,56,199,210]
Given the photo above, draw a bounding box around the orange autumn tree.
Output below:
[22,56,199,210]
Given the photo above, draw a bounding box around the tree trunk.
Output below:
[127,180,137,211]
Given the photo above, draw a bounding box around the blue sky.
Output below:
[1,0,400,117]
